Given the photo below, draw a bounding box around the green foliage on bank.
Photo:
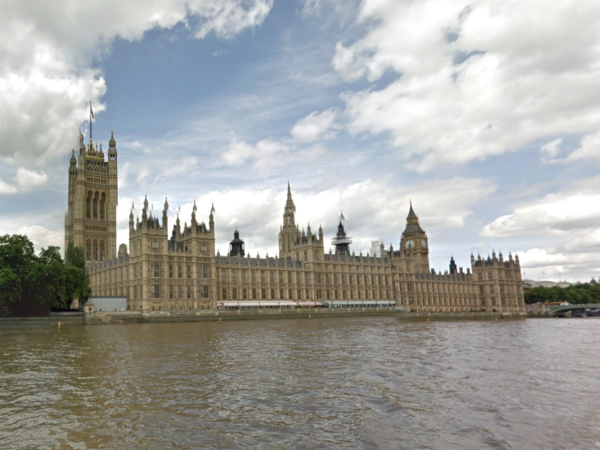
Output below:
[0,234,91,317]
[524,282,600,305]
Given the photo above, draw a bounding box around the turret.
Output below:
[129,203,134,231]
[163,196,169,232]
[108,131,117,161]
[191,200,197,227]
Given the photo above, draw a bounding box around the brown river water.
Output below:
[1,317,599,449]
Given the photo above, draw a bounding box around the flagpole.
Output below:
[89,101,92,141]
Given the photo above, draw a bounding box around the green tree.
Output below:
[0,267,21,317]
[65,241,86,270]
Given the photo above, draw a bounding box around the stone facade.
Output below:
[74,137,526,315]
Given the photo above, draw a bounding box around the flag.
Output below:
[90,102,95,119]
[340,211,345,220]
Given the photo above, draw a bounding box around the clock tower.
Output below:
[400,203,430,273]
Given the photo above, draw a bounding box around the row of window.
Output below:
[219,270,390,285]
[147,284,210,300]
[131,240,209,256]
[220,287,391,301]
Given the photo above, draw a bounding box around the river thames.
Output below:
[1,317,599,449]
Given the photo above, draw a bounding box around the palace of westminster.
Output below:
[65,130,526,314]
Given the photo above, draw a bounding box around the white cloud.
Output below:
[0,178,17,194]
[14,168,48,191]
[482,189,600,238]
[17,225,64,253]
[482,176,600,280]
[333,0,600,171]
[218,137,324,170]
[291,108,339,143]
[0,0,273,168]
[540,138,563,162]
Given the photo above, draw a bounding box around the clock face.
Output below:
[405,240,414,248]
[421,239,427,248]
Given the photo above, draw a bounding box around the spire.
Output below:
[164,196,169,211]
[193,199,197,212]
[403,201,424,235]
[143,194,149,210]
[407,201,418,221]
[70,149,76,166]
[109,130,116,148]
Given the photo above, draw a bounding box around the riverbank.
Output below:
[84,307,398,325]
[396,312,526,322]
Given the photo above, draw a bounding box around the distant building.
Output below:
[72,130,526,315]
[370,241,382,258]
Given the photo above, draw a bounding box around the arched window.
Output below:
[86,240,91,260]
[93,192,98,219]
[93,240,98,261]
[86,192,92,219]
[100,193,106,220]
[100,240,105,261]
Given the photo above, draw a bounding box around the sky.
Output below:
[1,0,599,282]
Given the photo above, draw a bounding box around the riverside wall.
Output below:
[0,312,85,335]
[84,307,398,325]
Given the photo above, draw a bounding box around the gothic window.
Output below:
[169,285,174,299]
[93,192,98,219]
[187,286,192,299]
[261,288,266,299]
[252,288,257,300]
[169,264,173,278]
[200,286,209,299]
[270,272,274,283]
[100,240,105,261]
[232,288,237,300]
[86,192,92,219]
[243,288,247,299]
[93,240,98,261]
[271,288,275,299]
[179,286,183,298]
[187,265,191,279]
[86,240,91,260]
[100,193,106,220]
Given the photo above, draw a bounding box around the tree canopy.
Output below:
[0,234,90,317]
[524,282,600,305]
